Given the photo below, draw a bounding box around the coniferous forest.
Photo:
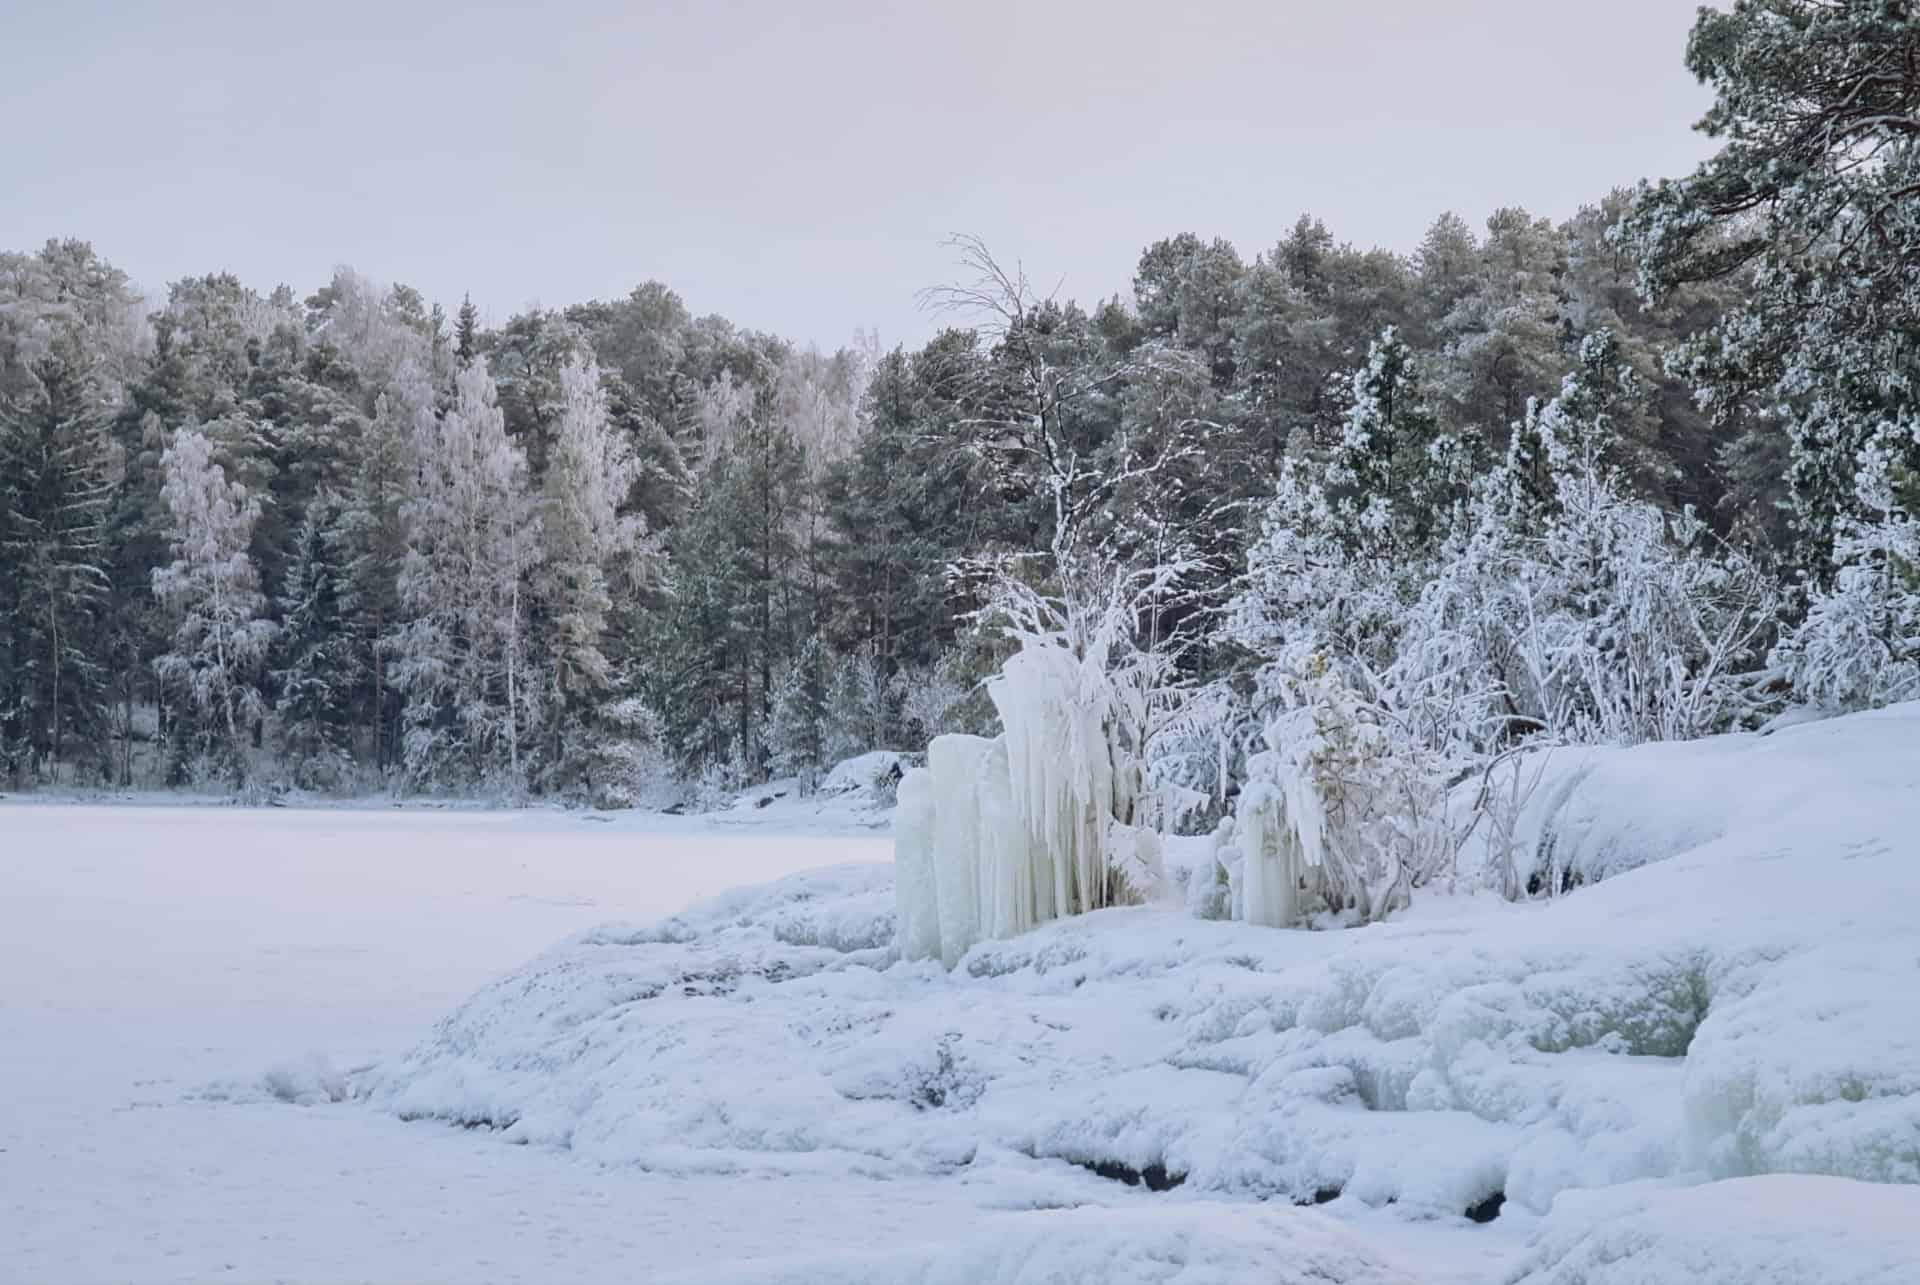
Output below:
[2,2,1916,822]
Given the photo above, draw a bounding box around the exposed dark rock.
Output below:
[1465,1190,1506,1223]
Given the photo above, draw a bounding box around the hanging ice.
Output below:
[894,645,1165,966]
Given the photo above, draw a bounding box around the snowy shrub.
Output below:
[1772,429,1920,713]
[1229,657,1454,927]
[893,652,973,749]
[579,697,678,810]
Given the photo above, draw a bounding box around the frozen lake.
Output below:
[0,803,1006,1283]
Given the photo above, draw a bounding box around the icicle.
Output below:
[893,767,942,961]
[928,735,994,967]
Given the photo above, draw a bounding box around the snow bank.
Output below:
[1454,703,1918,889]
[364,703,1920,1234]
[653,1204,1421,1285]
[1507,1175,1920,1284]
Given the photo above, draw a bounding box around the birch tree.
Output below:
[151,427,275,781]
[389,358,540,791]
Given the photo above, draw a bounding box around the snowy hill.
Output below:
[360,704,1920,1281]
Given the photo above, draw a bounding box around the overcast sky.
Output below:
[2,0,1715,350]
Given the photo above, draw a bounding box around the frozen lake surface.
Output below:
[0,803,1035,1283]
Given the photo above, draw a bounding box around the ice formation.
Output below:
[1235,750,1321,928]
[895,644,1165,966]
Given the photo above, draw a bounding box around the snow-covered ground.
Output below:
[363,705,1920,1282]
[8,707,1920,1283]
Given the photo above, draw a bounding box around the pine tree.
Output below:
[1328,326,1460,553]
[767,635,832,791]
[1621,1,1920,575]
[1433,207,1567,442]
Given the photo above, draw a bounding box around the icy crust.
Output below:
[653,1205,1421,1285]
[364,704,1920,1222]
[1505,1175,1920,1284]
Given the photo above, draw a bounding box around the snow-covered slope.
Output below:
[1453,702,1917,888]
[363,703,1920,1271]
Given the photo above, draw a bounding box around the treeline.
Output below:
[3,3,1916,806]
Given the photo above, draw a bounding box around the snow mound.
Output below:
[363,703,1920,1226]
[654,1204,1420,1285]
[704,766,897,832]
[1508,1175,1920,1284]
[1455,703,1919,889]
[819,750,913,799]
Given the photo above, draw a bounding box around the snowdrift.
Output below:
[1453,703,1918,889]
[362,703,1920,1259]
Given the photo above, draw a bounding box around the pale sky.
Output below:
[2,0,1715,350]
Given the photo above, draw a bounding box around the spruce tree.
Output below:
[0,354,116,783]
[454,294,481,364]
[273,494,356,787]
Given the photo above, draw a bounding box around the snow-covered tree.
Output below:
[766,635,832,791]
[1236,654,1449,926]
[389,358,540,791]
[151,426,275,781]
[1621,1,1920,571]
[537,355,652,785]
[1394,333,1779,752]
[272,494,356,788]
[1773,423,1920,710]
[826,641,892,761]
[0,354,116,782]
[895,545,1202,965]
[337,360,431,772]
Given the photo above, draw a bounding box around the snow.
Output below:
[1506,1175,1920,1284]
[362,702,1920,1271]
[0,801,1006,1283]
[818,749,912,798]
[1455,699,1920,889]
[654,1204,1422,1284]
[8,703,1920,1280]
